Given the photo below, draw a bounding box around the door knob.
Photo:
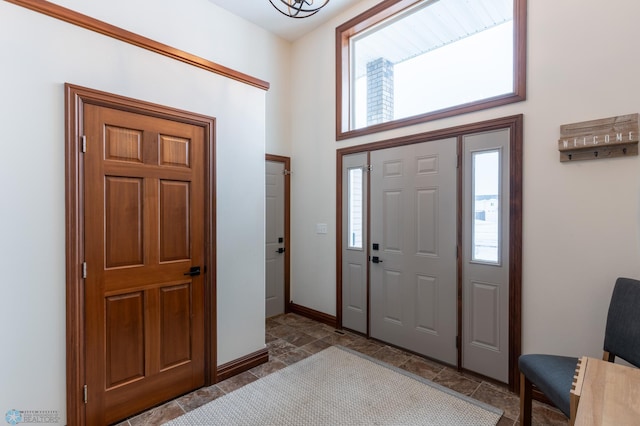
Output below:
[371,256,383,264]
[276,248,286,254]
[184,266,201,276]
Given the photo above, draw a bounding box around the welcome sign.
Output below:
[558,113,639,162]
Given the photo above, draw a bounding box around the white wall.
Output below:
[0,1,290,423]
[46,0,293,156]
[289,0,640,360]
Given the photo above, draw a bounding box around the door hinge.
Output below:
[82,262,87,279]
[81,135,87,153]
[83,384,88,404]
[456,154,461,168]
[456,335,460,349]
[364,164,372,172]
[283,169,292,175]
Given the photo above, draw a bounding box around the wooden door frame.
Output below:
[265,154,291,313]
[336,114,523,392]
[65,83,217,425]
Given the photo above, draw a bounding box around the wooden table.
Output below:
[570,356,640,425]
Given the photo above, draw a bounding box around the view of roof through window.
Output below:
[351,0,514,129]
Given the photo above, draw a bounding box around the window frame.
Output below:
[335,0,527,141]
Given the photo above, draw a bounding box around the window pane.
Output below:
[472,150,500,263]
[348,168,364,249]
[393,22,513,120]
[339,0,525,138]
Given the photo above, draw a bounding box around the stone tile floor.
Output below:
[115,313,567,426]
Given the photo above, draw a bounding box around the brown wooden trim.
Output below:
[514,0,528,100]
[456,135,464,372]
[509,114,524,393]
[365,151,371,337]
[335,0,527,140]
[65,83,217,426]
[206,106,218,386]
[216,348,269,382]
[266,154,292,313]
[338,115,524,157]
[335,0,417,140]
[335,114,523,392]
[7,0,269,91]
[288,302,338,328]
[65,83,86,426]
[335,152,343,328]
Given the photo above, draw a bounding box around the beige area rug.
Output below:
[164,346,503,425]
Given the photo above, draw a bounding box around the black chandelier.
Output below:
[268,0,329,18]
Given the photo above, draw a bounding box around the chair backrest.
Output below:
[603,277,640,367]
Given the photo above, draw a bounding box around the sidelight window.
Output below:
[471,149,500,264]
[347,167,364,249]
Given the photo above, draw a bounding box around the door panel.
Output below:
[415,275,437,332]
[341,153,368,334]
[382,190,402,251]
[84,103,205,425]
[105,177,143,267]
[462,128,510,382]
[160,284,193,369]
[159,180,190,261]
[346,263,366,318]
[370,139,457,365]
[416,189,437,255]
[266,160,285,317]
[382,269,403,324]
[105,292,144,388]
[468,281,500,350]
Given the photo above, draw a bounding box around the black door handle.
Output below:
[371,256,383,264]
[276,248,286,254]
[184,266,201,276]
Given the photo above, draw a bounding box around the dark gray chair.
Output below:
[518,277,640,425]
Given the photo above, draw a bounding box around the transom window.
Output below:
[336,0,527,140]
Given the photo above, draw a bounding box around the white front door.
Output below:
[266,160,286,317]
[370,139,458,365]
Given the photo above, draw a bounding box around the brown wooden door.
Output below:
[83,104,205,425]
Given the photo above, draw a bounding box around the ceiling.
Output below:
[207,0,363,41]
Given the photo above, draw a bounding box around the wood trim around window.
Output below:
[335,0,527,140]
[6,0,269,91]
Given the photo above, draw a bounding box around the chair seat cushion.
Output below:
[519,354,579,416]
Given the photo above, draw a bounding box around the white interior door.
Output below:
[266,160,285,318]
[462,129,510,382]
[341,153,368,334]
[370,139,457,365]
